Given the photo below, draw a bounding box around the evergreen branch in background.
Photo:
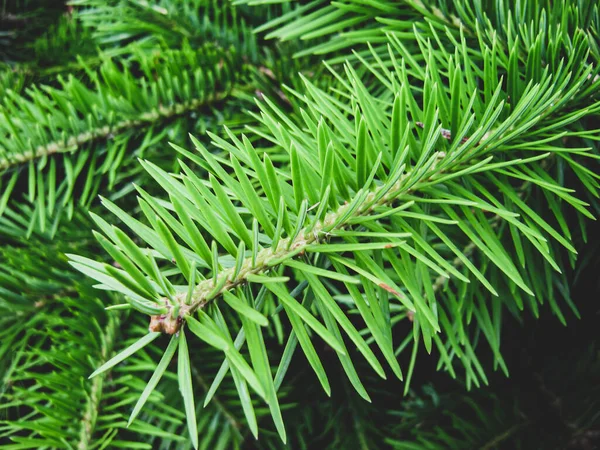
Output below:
[0,42,241,233]
[0,6,102,97]
[235,0,420,59]
[0,62,28,99]
[0,219,86,314]
[17,8,107,78]
[0,293,260,450]
[0,211,103,390]
[71,21,599,444]
[70,0,260,61]
[237,0,600,65]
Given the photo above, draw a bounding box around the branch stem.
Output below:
[77,313,120,450]
[172,152,452,320]
[0,93,230,171]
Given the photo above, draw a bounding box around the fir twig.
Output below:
[77,313,121,449]
[156,152,449,326]
[0,94,231,171]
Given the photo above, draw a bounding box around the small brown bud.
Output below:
[148,312,182,334]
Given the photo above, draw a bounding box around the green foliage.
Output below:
[0,42,245,233]
[72,0,261,60]
[1,0,599,448]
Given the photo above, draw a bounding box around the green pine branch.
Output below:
[71,0,260,61]
[0,42,243,231]
[2,1,599,448]
[69,21,599,444]
[0,95,230,172]
[76,313,120,450]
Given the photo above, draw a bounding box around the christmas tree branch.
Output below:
[77,313,121,449]
[0,93,230,171]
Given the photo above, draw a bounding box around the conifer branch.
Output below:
[0,93,230,171]
[156,152,448,328]
[77,313,121,449]
[153,135,557,331]
[12,2,594,447]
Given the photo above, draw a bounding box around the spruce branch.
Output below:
[0,93,231,171]
[71,27,597,424]
[0,42,243,229]
[71,0,260,62]
[64,4,599,444]
[152,150,449,330]
[148,126,568,334]
[77,313,121,450]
